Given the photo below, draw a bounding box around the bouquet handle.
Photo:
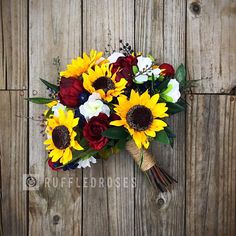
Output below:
[126,140,177,192]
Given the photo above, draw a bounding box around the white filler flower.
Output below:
[77,156,97,168]
[107,52,125,63]
[79,92,110,121]
[161,79,181,103]
[135,56,161,83]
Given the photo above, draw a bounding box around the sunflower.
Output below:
[60,49,105,78]
[44,109,83,165]
[83,64,127,102]
[110,90,168,149]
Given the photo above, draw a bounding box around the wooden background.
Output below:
[0,0,236,235]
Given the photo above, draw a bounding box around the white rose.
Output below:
[79,93,110,121]
[162,79,181,103]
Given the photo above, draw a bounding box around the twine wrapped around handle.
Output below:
[126,140,155,171]
[126,140,177,192]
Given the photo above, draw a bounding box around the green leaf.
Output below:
[72,148,98,161]
[102,127,128,139]
[157,78,171,92]
[45,108,53,118]
[164,127,176,138]
[40,78,59,92]
[98,148,112,160]
[139,150,144,169]
[175,64,186,85]
[132,66,139,75]
[26,97,56,104]
[115,138,127,150]
[147,54,155,62]
[166,102,185,114]
[155,130,170,145]
[164,127,176,148]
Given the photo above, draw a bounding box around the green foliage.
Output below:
[72,148,98,162]
[26,97,56,104]
[102,127,128,139]
[40,78,59,92]
[155,130,170,145]
[164,127,176,148]
[115,138,127,150]
[157,78,171,93]
[166,102,185,114]
[175,64,186,86]
[45,108,53,118]
[132,66,139,75]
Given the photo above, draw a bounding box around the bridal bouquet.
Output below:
[28,41,189,192]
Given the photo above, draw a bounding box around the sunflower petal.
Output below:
[110,120,125,126]
[73,141,84,151]
[133,132,142,149]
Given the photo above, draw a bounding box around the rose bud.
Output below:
[111,55,138,86]
[59,77,84,108]
[159,63,175,77]
[48,159,61,171]
[83,113,109,150]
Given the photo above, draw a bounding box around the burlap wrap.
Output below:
[126,140,156,172]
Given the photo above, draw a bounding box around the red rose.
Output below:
[159,63,175,77]
[83,113,109,150]
[48,159,61,171]
[59,77,84,108]
[111,55,138,85]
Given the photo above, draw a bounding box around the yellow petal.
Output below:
[73,141,84,151]
[152,103,169,118]
[51,149,63,162]
[61,148,72,164]
[151,119,167,132]
[133,132,142,149]
[130,90,140,105]
[146,93,160,108]
[44,139,52,145]
[140,90,150,105]
[58,109,66,124]
[46,100,57,108]
[110,120,125,126]
[145,129,156,137]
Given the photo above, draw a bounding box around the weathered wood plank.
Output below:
[29,0,82,235]
[0,91,27,236]
[187,0,236,93]
[82,0,135,235]
[0,0,28,89]
[135,0,186,235]
[186,95,236,236]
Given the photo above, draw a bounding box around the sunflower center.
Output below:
[52,125,70,150]
[93,76,115,93]
[126,105,153,131]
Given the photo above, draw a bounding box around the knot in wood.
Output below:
[157,198,165,208]
[53,215,60,225]
[190,2,201,15]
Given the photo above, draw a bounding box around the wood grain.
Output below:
[29,0,82,235]
[0,0,28,89]
[186,95,236,236]
[82,1,135,235]
[0,91,27,236]
[0,1,235,235]
[187,0,236,93]
[135,0,186,235]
